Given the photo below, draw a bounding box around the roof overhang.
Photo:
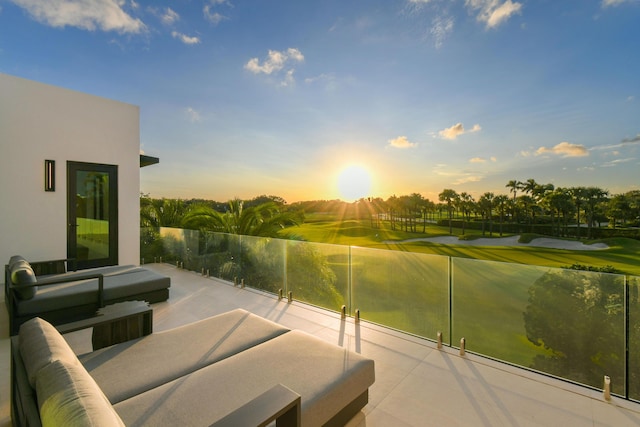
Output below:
[140,154,160,168]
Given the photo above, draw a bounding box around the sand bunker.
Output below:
[388,235,609,251]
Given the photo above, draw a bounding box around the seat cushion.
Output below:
[19,317,80,387]
[14,267,171,316]
[101,269,170,301]
[36,360,125,427]
[80,309,290,403]
[113,330,375,427]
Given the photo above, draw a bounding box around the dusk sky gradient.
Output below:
[1,0,639,203]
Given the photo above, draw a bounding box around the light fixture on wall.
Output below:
[44,160,55,192]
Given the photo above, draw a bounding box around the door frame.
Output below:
[67,161,119,269]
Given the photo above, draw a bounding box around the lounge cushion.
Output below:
[14,269,170,316]
[112,330,375,427]
[19,317,79,388]
[11,260,38,300]
[36,360,125,427]
[81,309,290,403]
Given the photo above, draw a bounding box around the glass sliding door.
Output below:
[67,161,118,269]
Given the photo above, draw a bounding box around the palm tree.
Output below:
[505,180,520,223]
[478,192,495,236]
[140,197,189,228]
[494,194,509,236]
[457,192,474,235]
[182,198,302,237]
[438,189,459,235]
[583,187,608,239]
[570,187,588,239]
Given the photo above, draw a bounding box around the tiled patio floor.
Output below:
[3,263,640,426]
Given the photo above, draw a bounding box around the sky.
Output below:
[1,0,639,203]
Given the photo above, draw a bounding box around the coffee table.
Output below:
[57,300,153,350]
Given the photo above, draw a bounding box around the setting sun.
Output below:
[337,165,372,201]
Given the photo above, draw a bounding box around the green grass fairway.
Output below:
[281,220,640,276]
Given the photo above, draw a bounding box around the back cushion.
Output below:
[19,317,79,387]
[36,360,125,427]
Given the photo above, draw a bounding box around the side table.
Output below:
[57,300,153,350]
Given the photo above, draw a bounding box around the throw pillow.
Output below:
[10,260,37,300]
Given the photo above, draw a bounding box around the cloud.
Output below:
[469,156,496,163]
[535,141,589,157]
[465,0,523,29]
[601,157,636,167]
[11,0,145,33]
[431,15,454,49]
[622,134,640,143]
[454,175,484,185]
[602,0,634,7]
[203,0,232,24]
[172,31,200,45]
[438,123,481,140]
[388,136,417,148]
[185,107,201,123]
[245,48,304,85]
[161,7,179,25]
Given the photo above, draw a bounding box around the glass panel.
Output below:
[286,240,349,312]
[453,258,626,393]
[238,234,286,294]
[629,275,640,400]
[158,227,199,267]
[196,232,241,280]
[352,247,449,341]
[75,171,110,262]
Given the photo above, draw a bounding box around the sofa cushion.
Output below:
[36,360,125,427]
[113,330,375,427]
[11,260,38,300]
[14,267,170,316]
[80,309,290,403]
[101,269,170,301]
[19,317,79,388]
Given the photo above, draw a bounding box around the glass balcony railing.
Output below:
[141,227,639,401]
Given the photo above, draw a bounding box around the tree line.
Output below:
[141,179,640,239]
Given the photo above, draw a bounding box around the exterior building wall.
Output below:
[0,73,140,267]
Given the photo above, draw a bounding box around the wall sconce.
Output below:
[44,160,55,192]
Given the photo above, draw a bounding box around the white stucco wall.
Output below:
[0,73,140,268]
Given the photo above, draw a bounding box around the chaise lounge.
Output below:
[5,255,171,335]
[11,309,375,426]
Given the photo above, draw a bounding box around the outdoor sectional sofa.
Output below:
[11,309,376,426]
[5,255,171,335]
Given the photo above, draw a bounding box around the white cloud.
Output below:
[602,157,636,167]
[204,0,232,25]
[204,6,228,25]
[431,15,454,49]
[438,122,481,140]
[465,0,523,29]
[470,157,485,163]
[388,136,417,148]
[602,0,634,6]
[185,107,201,123]
[245,48,304,85]
[535,141,589,157]
[11,0,145,33]
[172,31,200,45]
[161,7,179,25]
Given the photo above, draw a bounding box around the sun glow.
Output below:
[337,165,372,201]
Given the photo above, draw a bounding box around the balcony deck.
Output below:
[2,263,640,426]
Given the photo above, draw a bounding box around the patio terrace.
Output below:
[3,263,640,426]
